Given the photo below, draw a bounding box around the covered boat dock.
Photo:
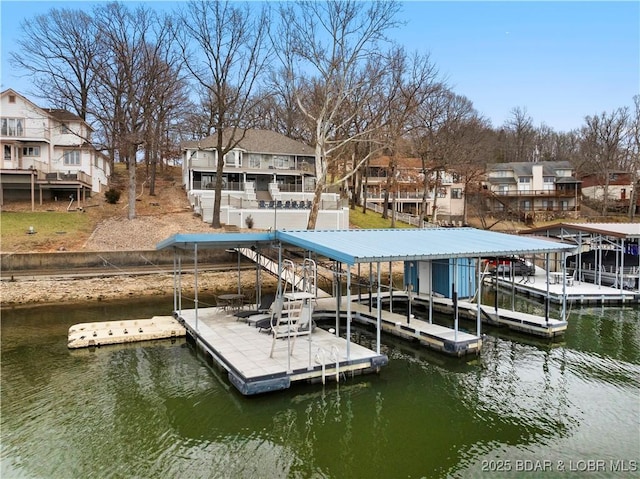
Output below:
[156,227,576,395]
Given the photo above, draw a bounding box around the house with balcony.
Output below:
[483,161,581,221]
[363,156,466,221]
[181,129,347,230]
[0,89,110,209]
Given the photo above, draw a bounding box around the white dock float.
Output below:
[424,296,567,338]
[176,307,388,395]
[67,316,185,349]
[314,297,483,357]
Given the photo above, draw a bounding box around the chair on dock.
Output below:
[269,298,315,358]
[235,293,275,320]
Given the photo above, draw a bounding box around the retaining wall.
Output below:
[1,249,233,272]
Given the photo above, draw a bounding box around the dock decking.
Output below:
[176,307,388,395]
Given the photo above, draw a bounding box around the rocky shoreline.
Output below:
[1,270,279,308]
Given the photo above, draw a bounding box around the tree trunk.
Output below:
[127,154,136,220]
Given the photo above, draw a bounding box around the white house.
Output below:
[181,129,348,230]
[0,89,110,208]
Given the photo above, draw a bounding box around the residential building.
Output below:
[0,89,110,209]
[363,156,466,221]
[580,171,639,213]
[181,129,347,229]
[483,160,581,220]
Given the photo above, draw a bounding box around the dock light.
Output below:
[329,328,336,334]
[28,226,35,234]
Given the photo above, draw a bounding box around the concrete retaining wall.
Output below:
[1,249,233,272]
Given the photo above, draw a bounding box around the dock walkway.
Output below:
[177,307,387,395]
[314,297,482,357]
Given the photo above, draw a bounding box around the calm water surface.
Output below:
[1,298,639,478]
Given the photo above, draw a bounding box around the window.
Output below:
[437,187,447,198]
[1,118,24,136]
[60,123,71,134]
[518,176,531,191]
[451,188,463,199]
[273,155,291,169]
[22,146,40,157]
[63,150,80,166]
[9,95,16,103]
[248,154,261,168]
[521,200,531,211]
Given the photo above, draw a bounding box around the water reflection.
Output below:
[1,300,639,478]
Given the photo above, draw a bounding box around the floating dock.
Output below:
[315,297,483,357]
[423,296,567,338]
[176,306,388,395]
[68,316,185,349]
[489,271,640,305]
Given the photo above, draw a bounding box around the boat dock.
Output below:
[68,316,185,349]
[490,271,640,305]
[315,297,483,357]
[176,306,387,395]
[421,295,567,338]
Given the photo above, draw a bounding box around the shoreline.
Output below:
[0,271,279,309]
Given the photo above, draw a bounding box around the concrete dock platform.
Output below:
[176,307,388,395]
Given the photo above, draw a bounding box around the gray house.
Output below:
[181,129,347,229]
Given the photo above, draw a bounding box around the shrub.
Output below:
[104,188,121,204]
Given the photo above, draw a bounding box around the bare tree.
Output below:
[579,107,630,216]
[628,96,640,219]
[275,0,402,229]
[91,2,176,219]
[176,0,272,228]
[503,106,536,162]
[10,8,99,121]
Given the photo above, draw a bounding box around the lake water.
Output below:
[1,297,639,478]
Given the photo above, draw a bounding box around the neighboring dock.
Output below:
[489,271,640,305]
[68,316,185,349]
[176,307,387,395]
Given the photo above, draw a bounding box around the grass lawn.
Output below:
[1,211,95,252]
[349,207,415,229]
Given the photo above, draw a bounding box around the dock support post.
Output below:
[389,261,393,314]
[429,260,433,324]
[173,250,177,314]
[194,244,199,331]
[347,267,352,360]
[453,258,458,342]
[545,253,550,324]
[476,256,482,338]
[376,262,382,355]
[561,252,567,322]
[178,253,182,315]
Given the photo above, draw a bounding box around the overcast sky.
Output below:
[2,1,638,133]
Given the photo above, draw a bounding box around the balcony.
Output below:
[489,188,578,198]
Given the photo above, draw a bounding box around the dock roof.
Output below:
[157,228,576,265]
[521,223,640,240]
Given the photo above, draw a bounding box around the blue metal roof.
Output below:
[277,228,576,265]
[156,232,275,251]
[157,228,576,265]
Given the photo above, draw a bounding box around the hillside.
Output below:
[1,165,219,252]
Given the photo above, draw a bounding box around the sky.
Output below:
[1,1,638,133]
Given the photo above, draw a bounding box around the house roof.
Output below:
[182,129,314,156]
[369,156,424,169]
[157,228,576,266]
[521,223,640,240]
[487,161,574,177]
[44,108,84,123]
[1,89,89,129]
